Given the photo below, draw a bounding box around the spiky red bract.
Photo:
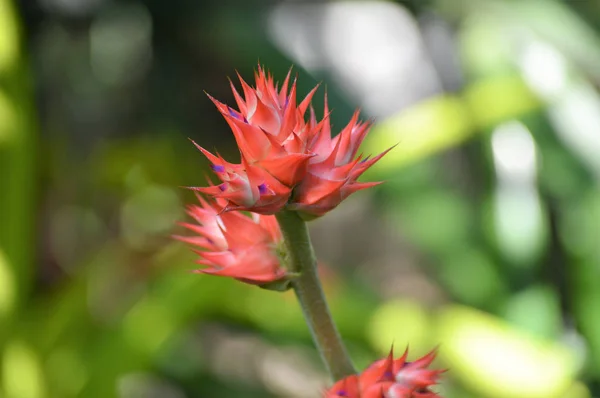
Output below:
[324,348,444,398]
[174,194,287,284]
[191,66,391,218]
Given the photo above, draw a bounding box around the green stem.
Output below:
[0,0,37,321]
[275,210,355,380]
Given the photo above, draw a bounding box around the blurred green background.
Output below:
[1,0,600,397]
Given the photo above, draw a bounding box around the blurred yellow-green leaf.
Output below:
[367,299,433,356]
[364,95,473,173]
[2,341,46,398]
[438,305,576,398]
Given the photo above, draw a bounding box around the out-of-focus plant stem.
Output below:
[275,210,356,380]
[0,0,37,320]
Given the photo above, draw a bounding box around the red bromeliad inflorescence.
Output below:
[190,66,392,219]
[174,194,287,284]
[176,66,447,395]
[325,348,444,398]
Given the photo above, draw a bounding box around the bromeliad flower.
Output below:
[289,100,392,218]
[190,66,391,218]
[190,144,292,214]
[174,194,287,284]
[325,348,444,398]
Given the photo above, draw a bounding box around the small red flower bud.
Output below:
[325,348,444,398]
[174,194,288,284]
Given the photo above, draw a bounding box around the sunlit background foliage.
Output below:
[1,0,600,397]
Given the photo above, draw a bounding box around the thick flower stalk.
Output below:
[174,194,288,284]
[191,66,392,218]
[325,348,444,398]
[275,209,356,379]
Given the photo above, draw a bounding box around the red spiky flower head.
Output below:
[191,66,391,218]
[174,194,288,285]
[325,348,444,398]
[288,101,392,218]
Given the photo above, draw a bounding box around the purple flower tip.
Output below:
[258,183,268,194]
[211,164,225,173]
[228,107,247,123]
[228,107,239,118]
[218,183,227,192]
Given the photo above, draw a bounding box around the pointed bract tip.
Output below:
[324,346,444,398]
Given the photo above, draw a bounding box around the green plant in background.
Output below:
[0,0,39,397]
[362,1,600,397]
[0,0,36,320]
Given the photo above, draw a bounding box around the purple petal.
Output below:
[228,107,248,123]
